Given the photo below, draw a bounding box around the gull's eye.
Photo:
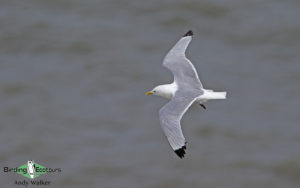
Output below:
[153,91,156,93]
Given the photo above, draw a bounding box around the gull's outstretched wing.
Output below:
[159,91,199,158]
[163,30,203,89]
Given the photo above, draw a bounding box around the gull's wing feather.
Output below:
[162,30,203,89]
[159,91,198,158]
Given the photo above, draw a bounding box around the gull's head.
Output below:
[146,84,175,99]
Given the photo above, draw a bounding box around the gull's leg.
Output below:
[199,104,206,110]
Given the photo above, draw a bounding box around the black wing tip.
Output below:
[183,30,193,37]
[174,145,187,159]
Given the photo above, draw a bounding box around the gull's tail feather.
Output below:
[211,92,227,99]
[202,91,227,100]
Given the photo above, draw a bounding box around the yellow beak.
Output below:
[145,91,153,95]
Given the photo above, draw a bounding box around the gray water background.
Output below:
[0,0,300,187]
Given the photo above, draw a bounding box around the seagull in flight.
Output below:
[146,30,227,158]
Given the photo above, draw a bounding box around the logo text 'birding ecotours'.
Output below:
[3,160,61,179]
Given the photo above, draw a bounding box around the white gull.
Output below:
[146,30,227,158]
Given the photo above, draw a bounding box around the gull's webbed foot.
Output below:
[200,104,206,110]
